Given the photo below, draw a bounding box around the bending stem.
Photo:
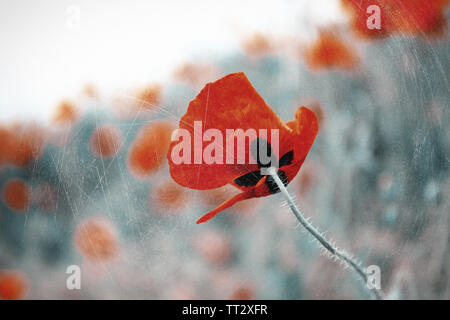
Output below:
[268,167,383,300]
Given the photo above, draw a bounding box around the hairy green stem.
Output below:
[268,167,383,300]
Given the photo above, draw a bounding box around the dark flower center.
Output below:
[233,138,293,193]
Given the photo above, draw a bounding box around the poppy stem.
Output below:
[267,167,383,300]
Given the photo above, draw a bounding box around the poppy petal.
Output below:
[196,191,253,224]
[168,72,292,190]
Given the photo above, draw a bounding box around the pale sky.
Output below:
[0,0,345,123]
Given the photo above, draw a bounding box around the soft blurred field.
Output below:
[0,1,449,299]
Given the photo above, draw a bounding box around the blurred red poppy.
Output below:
[74,216,119,262]
[89,125,123,158]
[128,121,175,178]
[151,179,190,213]
[173,62,221,89]
[0,271,28,300]
[136,84,162,110]
[241,33,277,57]
[0,124,46,167]
[304,30,359,71]
[342,0,449,38]
[52,100,79,125]
[2,179,30,212]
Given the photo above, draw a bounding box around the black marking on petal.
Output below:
[234,170,264,187]
[279,150,294,167]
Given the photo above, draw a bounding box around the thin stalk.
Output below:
[268,167,383,300]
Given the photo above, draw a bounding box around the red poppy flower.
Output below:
[0,124,46,167]
[136,84,162,110]
[304,30,360,71]
[128,120,175,178]
[167,72,318,224]
[150,179,191,213]
[0,271,28,300]
[89,125,123,158]
[74,216,119,262]
[83,84,98,99]
[173,62,222,91]
[241,33,277,57]
[52,100,79,125]
[342,0,449,38]
[2,179,30,212]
